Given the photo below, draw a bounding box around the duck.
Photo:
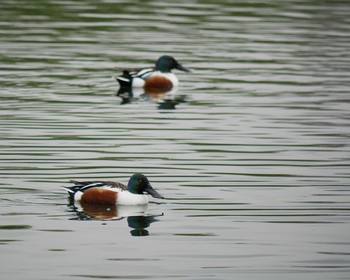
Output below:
[115,55,191,90]
[63,173,164,206]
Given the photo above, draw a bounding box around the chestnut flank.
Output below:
[144,76,173,91]
[81,188,117,205]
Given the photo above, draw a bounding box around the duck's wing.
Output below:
[63,180,127,200]
[69,180,127,190]
[114,67,155,87]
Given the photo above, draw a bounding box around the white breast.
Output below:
[117,191,149,205]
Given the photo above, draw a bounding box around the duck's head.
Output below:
[155,55,191,73]
[128,173,164,199]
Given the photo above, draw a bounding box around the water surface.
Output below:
[1,0,350,279]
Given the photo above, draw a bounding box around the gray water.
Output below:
[1,0,350,279]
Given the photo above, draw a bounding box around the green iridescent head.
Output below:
[155,55,191,73]
[127,173,164,199]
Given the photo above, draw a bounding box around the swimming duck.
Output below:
[63,173,164,206]
[115,55,191,90]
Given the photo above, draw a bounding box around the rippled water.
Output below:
[1,0,350,279]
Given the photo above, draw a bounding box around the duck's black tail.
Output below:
[62,186,78,200]
[114,70,133,88]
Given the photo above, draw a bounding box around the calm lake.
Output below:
[1,0,350,279]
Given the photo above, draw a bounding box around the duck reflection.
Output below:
[116,86,187,109]
[127,214,163,236]
[68,202,162,236]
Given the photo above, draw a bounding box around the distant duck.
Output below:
[115,55,191,90]
[63,173,164,206]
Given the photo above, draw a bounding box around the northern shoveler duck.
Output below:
[63,173,164,206]
[115,55,191,90]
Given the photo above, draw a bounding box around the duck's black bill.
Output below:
[176,63,191,73]
[145,184,164,199]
